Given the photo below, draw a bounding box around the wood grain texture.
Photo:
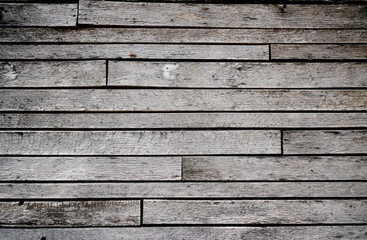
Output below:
[0,157,181,181]
[143,200,367,224]
[0,61,105,87]
[0,3,77,26]
[0,201,140,227]
[1,90,365,111]
[271,44,367,60]
[78,2,367,28]
[0,44,269,60]
[1,182,365,199]
[284,130,367,154]
[182,156,367,181]
[0,130,281,155]
[108,62,367,88]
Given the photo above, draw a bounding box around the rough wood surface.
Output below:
[143,200,367,224]
[182,156,367,181]
[0,157,181,181]
[0,61,106,87]
[271,44,367,60]
[0,44,269,60]
[108,62,367,88]
[0,200,140,227]
[78,2,367,28]
[1,113,367,129]
[0,130,281,155]
[1,90,365,111]
[284,130,367,154]
[0,3,77,26]
[1,182,365,199]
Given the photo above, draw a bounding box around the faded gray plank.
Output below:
[0,44,269,60]
[79,2,367,28]
[0,201,140,227]
[144,200,367,224]
[284,130,367,154]
[1,182,366,199]
[0,3,77,26]
[1,28,366,43]
[0,131,281,155]
[108,62,367,88]
[0,157,181,181]
[0,61,105,87]
[271,44,367,60]
[182,156,367,181]
[0,90,365,111]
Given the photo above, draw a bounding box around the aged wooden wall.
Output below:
[0,0,366,239]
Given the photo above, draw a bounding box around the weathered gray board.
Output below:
[0,131,281,155]
[1,90,365,111]
[143,200,367,224]
[0,201,140,227]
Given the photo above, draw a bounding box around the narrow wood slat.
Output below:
[0,157,181,181]
[0,90,365,111]
[271,44,367,60]
[0,201,140,227]
[0,44,269,60]
[0,61,105,87]
[143,200,367,224]
[182,156,367,181]
[284,130,367,154]
[0,3,77,26]
[78,2,367,28]
[0,131,281,155]
[108,62,367,88]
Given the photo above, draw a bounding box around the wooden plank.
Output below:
[108,62,367,88]
[0,200,140,227]
[284,130,367,154]
[1,182,366,199]
[143,200,367,224]
[0,61,106,87]
[0,90,365,111]
[182,156,367,181]
[0,157,181,181]
[1,28,366,44]
[0,130,281,155]
[0,3,77,26]
[0,44,269,60]
[78,2,367,28]
[271,44,367,60]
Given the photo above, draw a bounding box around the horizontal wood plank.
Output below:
[0,200,140,227]
[0,3,77,26]
[108,62,367,88]
[143,200,367,224]
[284,130,367,154]
[0,61,105,87]
[0,130,281,155]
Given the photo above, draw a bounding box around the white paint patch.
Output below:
[3,63,17,80]
[162,64,179,80]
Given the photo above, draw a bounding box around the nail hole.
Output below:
[18,201,24,206]
[41,237,46,240]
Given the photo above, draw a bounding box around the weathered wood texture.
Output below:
[1,182,366,199]
[182,156,367,180]
[0,201,140,227]
[108,62,367,88]
[78,2,367,28]
[0,44,269,60]
[0,61,106,87]
[284,130,367,154]
[1,28,366,43]
[1,90,365,111]
[144,200,367,224]
[1,113,367,129]
[271,44,367,60]
[0,157,181,181]
[0,3,77,26]
[0,131,281,155]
